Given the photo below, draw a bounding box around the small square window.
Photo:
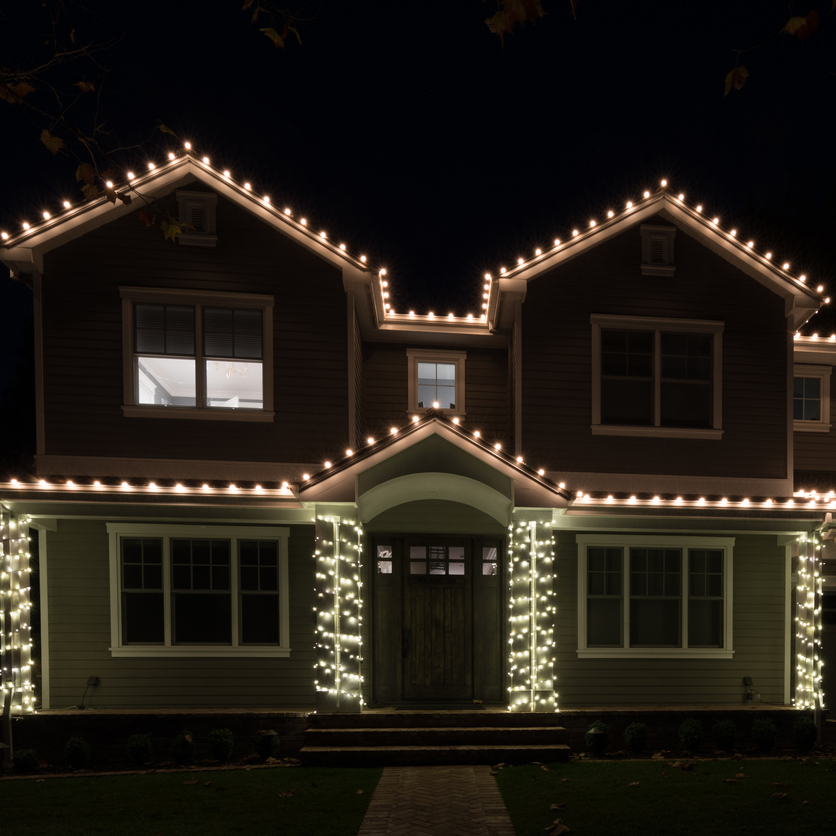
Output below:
[407,349,466,416]
[794,364,831,432]
[176,190,218,247]
[640,224,676,276]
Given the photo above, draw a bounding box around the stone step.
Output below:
[307,711,565,729]
[304,726,568,747]
[299,742,571,767]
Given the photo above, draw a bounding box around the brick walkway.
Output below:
[357,765,515,836]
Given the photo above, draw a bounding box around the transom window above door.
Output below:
[406,348,466,417]
[591,314,723,440]
[410,545,466,575]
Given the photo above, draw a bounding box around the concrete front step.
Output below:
[307,711,565,729]
[299,742,571,767]
[305,726,568,747]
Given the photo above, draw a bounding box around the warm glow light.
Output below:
[660,179,667,187]
[324,461,332,468]
[42,212,50,220]
[184,142,191,149]
[62,201,70,209]
[474,431,481,438]
[303,473,310,480]
[202,156,210,164]
[244,182,251,190]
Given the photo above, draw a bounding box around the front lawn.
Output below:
[496,758,836,836]
[0,766,381,836]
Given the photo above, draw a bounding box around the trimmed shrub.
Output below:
[126,733,153,767]
[13,748,39,774]
[623,722,648,755]
[751,718,777,753]
[209,728,235,762]
[256,731,281,761]
[65,736,91,769]
[678,718,703,752]
[170,730,196,765]
[585,720,610,757]
[794,716,818,753]
[712,719,737,753]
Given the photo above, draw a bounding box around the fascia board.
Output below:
[794,340,836,365]
[1,157,371,276]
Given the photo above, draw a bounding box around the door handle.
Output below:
[402,628,411,658]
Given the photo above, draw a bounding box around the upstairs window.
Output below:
[794,364,831,433]
[176,190,217,246]
[591,314,723,439]
[406,348,466,417]
[121,288,274,421]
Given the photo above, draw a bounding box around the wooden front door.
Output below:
[403,542,472,700]
[372,536,503,705]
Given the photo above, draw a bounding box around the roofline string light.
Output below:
[1,507,35,714]
[313,515,364,710]
[508,519,557,712]
[794,530,824,711]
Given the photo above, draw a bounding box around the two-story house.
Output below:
[0,148,829,719]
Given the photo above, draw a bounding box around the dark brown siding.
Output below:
[361,343,509,444]
[521,217,789,479]
[40,182,347,466]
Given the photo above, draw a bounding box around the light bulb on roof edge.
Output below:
[43,212,50,219]
[572,229,579,236]
[184,142,191,149]
[626,201,633,209]
[360,255,367,262]
[607,210,613,218]
[148,163,155,170]
[590,220,596,227]
[168,153,175,160]
[660,179,667,186]
[22,222,30,230]
[127,172,135,179]
[695,205,702,212]
[643,190,650,198]
[244,182,251,190]
[263,196,270,204]
[202,156,209,164]
[63,201,70,209]
[223,170,230,177]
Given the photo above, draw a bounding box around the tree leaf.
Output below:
[103,185,117,205]
[796,10,820,41]
[157,123,176,136]
[40,129,64,155]
[137,209,156,228]
[74,81,95,93]
[252,5,265,24]
[288,25,302,45]
[486,0,545,44]
[0,81,35,104]
[783,16,808,34]
[242,0,255,8]
[161,218,181,242]
[117,192,132,205]
[81,183,100,201]
[75,163,96,185]
[724,66,749,95]
[261,27,284,48]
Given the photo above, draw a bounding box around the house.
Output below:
[0,150,830,722]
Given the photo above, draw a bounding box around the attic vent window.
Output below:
[176,190,218,247]
[641,224,676,276]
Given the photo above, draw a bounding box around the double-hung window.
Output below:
[406,348,466,416]
[793,364,831,432]
[591,314,723,439]
[121,287,274,421]
[577,534,734,659]
[108,524,290,657]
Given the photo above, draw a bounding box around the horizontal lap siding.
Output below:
[362,344,508,443]
[554,531,787,706]
[522,217,789,479]
[795,393,836,471]
[41,185,347,464]
[45,519,316,710]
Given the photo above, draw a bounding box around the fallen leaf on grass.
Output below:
[724,779,738,783]
[183,780,199,785]
[651,753,664,759]
[547,819,570,835]
[35,779,45,783]
[493,763,506,769]
[204,781,212,787]
[773,781,790,787]
[356,789,364,794]
[541,765,551,772]
[735,773,746,778]
[771,792,788,799]
[279,790,294,798]
[803,800,810,805]
[627,782,640,787]
[732,753,744,760]
[550,803,566,811]
[560,778,569,783]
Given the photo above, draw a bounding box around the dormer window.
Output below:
[176,190,218,247]
[406,348,466,417]
[641,224,676,276]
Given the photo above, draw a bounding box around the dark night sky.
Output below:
[3,0,836,391]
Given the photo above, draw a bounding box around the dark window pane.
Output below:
[805,377,821,399]
[259,542,278,567]
[192,566,211,590]
[234,309,263,359]
[794,399,804,420]
[135,304,165,354]
[174,594,231,643]
[144,540,162,564]
[241,594,279,643]
[630,599,681,646]
[588,598,621,646]
[172,565,191,589]
[123,592,164,643]
[689,599,722,646]
[804,401,821,421]
[123,565,143,589]
[172,540,191,564]
[165,306,195,355]
[260,566,278,590]
[204,307,234,358]
[192,540,211,564]
[794,377,804,397]
[144,565,162,589]
[588,573,605,595]
[660,381,711,427]
[241,566,259,591]
[601,379,653,425]
[240,541,259,565]
[123,539,143,563]
[588,549,606,572]
[213,565,230,590]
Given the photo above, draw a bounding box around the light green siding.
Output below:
[555,532,787,706]
[365,499,507,535]
[45,519,316,710]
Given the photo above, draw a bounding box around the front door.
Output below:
[403,542,472,700]
[371,536,503,705]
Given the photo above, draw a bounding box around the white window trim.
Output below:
[576,533,734,659]
[406,348,466,418]
[794,364,832,433]
[176,190,218,247]
[107,523,290,658]
[591,314,724,439]
[119,287,275,422]
[640,224,676,276]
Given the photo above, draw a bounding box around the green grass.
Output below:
[496,759,836,836]
[0,766,381,835]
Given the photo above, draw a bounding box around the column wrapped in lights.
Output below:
[1,507,34,714]
[794,530,824,711]
[507,519,557,712]
[313,515,364,711]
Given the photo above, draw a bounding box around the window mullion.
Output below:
[654,330,661,426]
[163,537,172,647]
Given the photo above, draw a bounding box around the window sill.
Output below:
[407,409,466,420]
[794,420,832,433]
[111,646,290,658]
[591,425,723,440]
[122,405,275,422]
[577,648,734,660]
